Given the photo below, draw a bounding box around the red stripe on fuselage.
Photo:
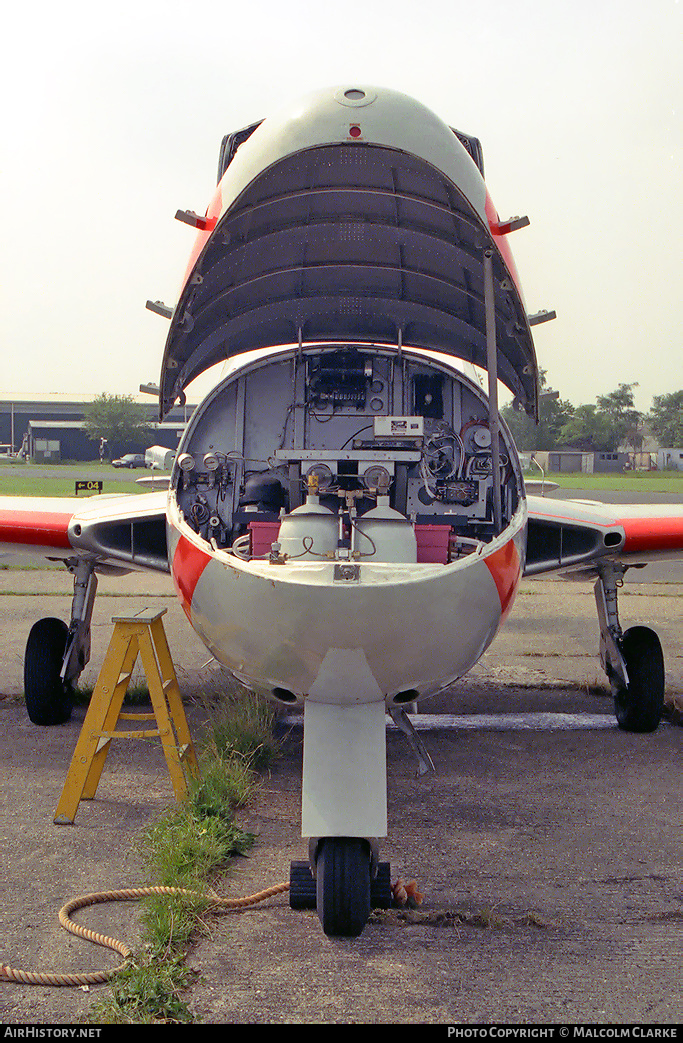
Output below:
[484,538,522,623]
[171,534,212,619]
[0,508,73,548]
[618,515,683,555]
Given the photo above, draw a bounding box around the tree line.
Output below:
[83,393,152,458]
[501,376,683,454]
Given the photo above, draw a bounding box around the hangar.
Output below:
[0,394,193,462]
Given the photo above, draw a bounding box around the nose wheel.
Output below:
[290,840,392,937]
[315,838,371,937]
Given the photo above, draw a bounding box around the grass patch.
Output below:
[0,475,144,497]
[90,690,279,1024]
[0,563,64,571]
[94,955,196,1025]
[197,690,282,770]
[72,681,152,707]
[542,470,683,494]
[0,459,106,468]
[371,905,551,931]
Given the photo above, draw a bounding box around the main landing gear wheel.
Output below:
[612,626,664,733]
[23,618,73,725]
[315,838,372,937]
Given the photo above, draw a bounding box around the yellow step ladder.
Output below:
[54,609,199,825]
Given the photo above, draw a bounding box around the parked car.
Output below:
[112,453,147,468]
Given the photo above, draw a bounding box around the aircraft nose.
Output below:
[333,86,378,108]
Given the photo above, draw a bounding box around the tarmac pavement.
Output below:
[0,561,680,1024]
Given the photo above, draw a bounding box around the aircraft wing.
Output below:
[525,494,683,576]
[0,492,169,573]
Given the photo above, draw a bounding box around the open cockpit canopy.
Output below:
[159,88,539,420]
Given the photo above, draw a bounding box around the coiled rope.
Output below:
[0,881,290,988]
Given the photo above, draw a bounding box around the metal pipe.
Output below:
[483,249,502,534]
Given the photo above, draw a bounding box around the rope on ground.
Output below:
[0,881,291,988]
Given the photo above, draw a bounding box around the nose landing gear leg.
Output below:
[296,699,390,936]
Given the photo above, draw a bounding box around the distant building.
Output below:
[547,450,591,473]
[28,421,89,462]
[658,448,683,472]
[25,419,188,463]
[593,451,630,473]
[0,394,193,461]
[628,451,657,471]
[531,450,629,473]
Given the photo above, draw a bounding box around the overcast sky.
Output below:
[1,0,681,414]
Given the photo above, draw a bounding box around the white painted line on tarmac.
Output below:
[284,712,620,731]
[392,712,618,731]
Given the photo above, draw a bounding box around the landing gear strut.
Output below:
[594,562,664,733]
[23,558,98,726]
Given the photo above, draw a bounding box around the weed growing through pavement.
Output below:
[91,689,280,1024]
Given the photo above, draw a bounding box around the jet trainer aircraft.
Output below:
[1,86,682,938]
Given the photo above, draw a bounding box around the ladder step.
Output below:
[54,610,197,825]
[111,608,167,625]
[96,728,162,740]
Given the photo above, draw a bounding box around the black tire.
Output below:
[289,860,317,910]
[24,618,73,725]
[612,625,664,733]
[316,838,371,937]
[371,861,393,909]
[290,858,392,912]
